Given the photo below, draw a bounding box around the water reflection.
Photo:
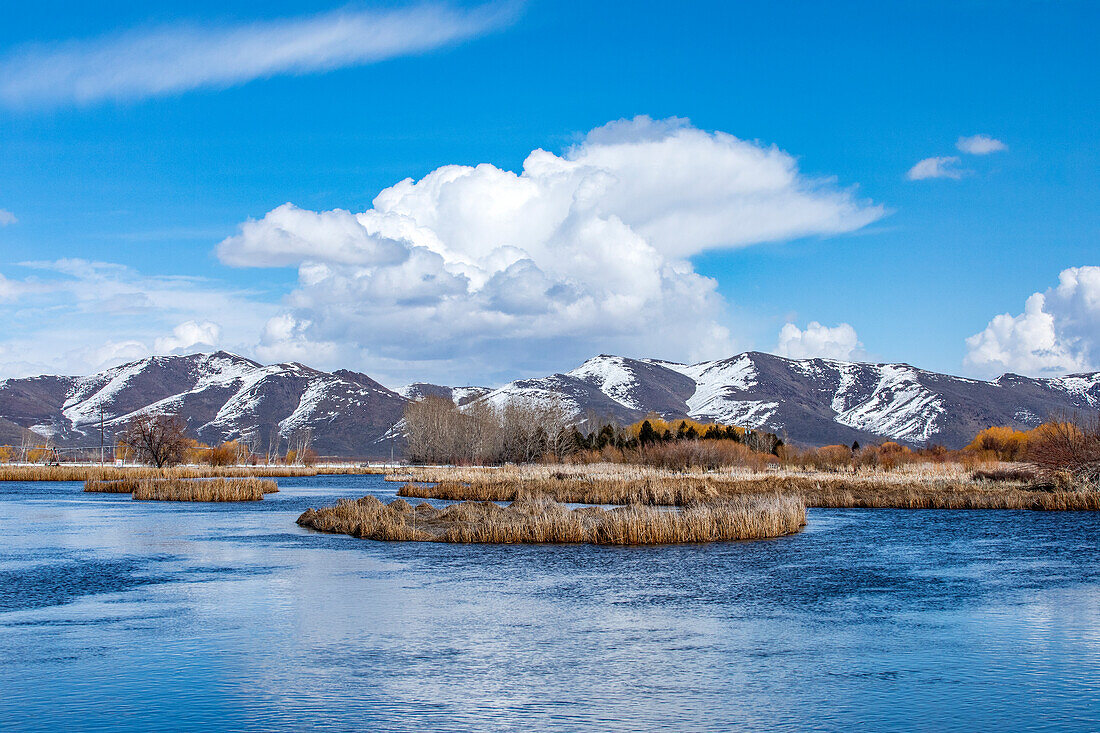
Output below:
[1,476,1098,731]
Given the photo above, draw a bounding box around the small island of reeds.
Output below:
[391,464,1100,511]
[84,476,278,502]
[296,494,805,545]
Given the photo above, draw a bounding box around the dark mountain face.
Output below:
[473,353,1100,449]
[1,350,1097,456]
[0,352,406,458]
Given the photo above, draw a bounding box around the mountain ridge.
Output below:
[1,350,1097,456]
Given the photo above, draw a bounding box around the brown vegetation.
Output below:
[394,463,1100,511]
[117,413,191,468]
[1025,416,1100,487]
[297,494,805,544]
[84,476,279,498]
[404,395,573,464]
[129,477,277,502]
[0,463,382,482]
[85,476,278,500]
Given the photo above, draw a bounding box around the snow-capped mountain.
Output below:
[396,383,492,405]
[2,350,1098,455]
[474,353,1100,448]
[0,352,405,457]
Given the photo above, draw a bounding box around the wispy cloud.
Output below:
[0,259,276,377]
[907,155,966,181]
[957,134,1006,155]
[0,3,515,108]
[0,209,15,225]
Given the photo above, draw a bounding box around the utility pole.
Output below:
[99,408,105,466]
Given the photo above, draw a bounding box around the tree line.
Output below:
[403,396,784,465]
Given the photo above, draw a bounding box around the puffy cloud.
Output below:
[0,209,15,226]
[0,3,512,107]
[907,156,966,180]
[217,205,411,268]
[154,320,222,354]
[957,134,1006,155]
[965,266,1100,376]
[221,116,883,382]
[775,321,864,360]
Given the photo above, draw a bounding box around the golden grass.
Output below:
[395,463,1100,511]
[387,460,979,486]
[84,476,277,501]
[130,477,277,501]
[0,463,386,482]
[83,476,148,493]
[297,494,805,544]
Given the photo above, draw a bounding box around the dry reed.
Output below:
[0,464,384,482]
[84,476,276,501]
[128,477,277,501]
[297,494,805,544]
[395,464,1100,512]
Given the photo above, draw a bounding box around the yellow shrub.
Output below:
[965,426,1030,461]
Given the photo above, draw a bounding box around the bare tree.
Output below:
[403,394,576,465]
[1028,413,1100,488]
[404,396,461,464]
[118,413,190,468]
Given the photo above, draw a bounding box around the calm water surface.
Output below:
[1,475,1098,732]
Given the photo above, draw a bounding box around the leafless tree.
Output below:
[1028,413,1100,488]
[404,395,460,464]
[403,394,575,465]
[118,413,190,468]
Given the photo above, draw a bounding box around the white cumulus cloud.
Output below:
[0,209,15,226]
[775,321,864,360]
[965,266,1100,376]
[907,156,966,180]
[154,320,223,354]
[219,116,884,383]
[0,3,513,107]
[957,134,1006,155]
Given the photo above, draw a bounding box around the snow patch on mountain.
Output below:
[699,399,779,428]
[665,355,758,418]
[833,364,944,442]
[829,361,862,414]
[452,387,492,404]
[279,378,331,434]
[62,359,148,427]
[567,355,641,410]
[478,373,582,414]
[1050,374,1100,407]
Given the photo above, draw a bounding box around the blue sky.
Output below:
[0,0,1097,385]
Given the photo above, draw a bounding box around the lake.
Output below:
[1,475,1098,732]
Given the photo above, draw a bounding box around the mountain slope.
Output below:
[0,352,405,457]
[1,350,1097,455]
[474,352,1100,448]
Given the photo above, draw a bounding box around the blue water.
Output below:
[1,476,1098,732]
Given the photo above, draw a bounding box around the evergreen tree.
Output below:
[596,424,615,450]
[638,420,658,446]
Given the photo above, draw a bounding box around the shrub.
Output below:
[1026,416,1100,488]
